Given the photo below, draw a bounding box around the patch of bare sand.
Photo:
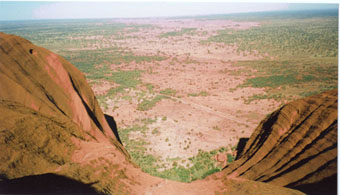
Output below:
[91,80,118,96]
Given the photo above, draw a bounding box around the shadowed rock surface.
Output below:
[0,32,329,194]
[235,138,249,160]
[0,173,100,194]
[223,89,337,195]
[104,114,122,145]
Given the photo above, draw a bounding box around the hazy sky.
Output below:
[0,1,338,21]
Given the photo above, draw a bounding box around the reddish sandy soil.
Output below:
[86,18,283,167]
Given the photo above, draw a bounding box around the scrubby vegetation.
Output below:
[118,122,235,183]
[188,91,209,97]
[137,95,169,111]
[67,49,165,75]
[207,18,337,58]
[160,88,177,96]
[153,148,225,182]
[205,12,338,103]
[159,28,197,38]
[230,58,338,103]
[205,9,338,57]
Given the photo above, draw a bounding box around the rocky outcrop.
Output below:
[223,89,337,194]
[0,32,308,194]
[0,32,123,145]
[0,32,134,193]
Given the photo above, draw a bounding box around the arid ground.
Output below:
[91,19,280,170]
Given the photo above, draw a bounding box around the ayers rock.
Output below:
[0,32,335,194]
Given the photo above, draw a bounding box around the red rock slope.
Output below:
[0,32,123,145]
[223,89,337,195]
[0,32,304,194]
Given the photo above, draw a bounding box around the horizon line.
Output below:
[0,7,338,22]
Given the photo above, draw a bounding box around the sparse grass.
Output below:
[154,149,225,183]
[151,128,160,135]
[166,157,181,162]
[141,118,157,125]
[107,86,125,97]
[188,91,209,97]
[159,28,197,38]
[204,12,338,103]
[160,88,177,96]
[245,93,286,104]
[65,49,165,75]
[299,91,323,97]
[232,58,337,101]
[119,122,235,183]
[111,70,142,88]
[145,83,155,92]
[122,95,132,101]
[156,147,234,183]
[96,95,108,110]
[206,16,338,58]
[241,74,315,88]
[137,95,169,111]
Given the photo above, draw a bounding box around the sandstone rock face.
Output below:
[0,32,134,192]
[0,32,123,145]
[0,32,307,194]
[223,89,337,194]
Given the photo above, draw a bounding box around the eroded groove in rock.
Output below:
[69,74,104,132]
[223,89,337,195]
[262,120,337,182]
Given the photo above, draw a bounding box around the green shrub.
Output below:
[137,95,169,111]
[151,128,159,135]
[145,83,154,92]
[227,153,235,163]
[160,88,177,96]
[141,118,157,125]
[188,91,209,97]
